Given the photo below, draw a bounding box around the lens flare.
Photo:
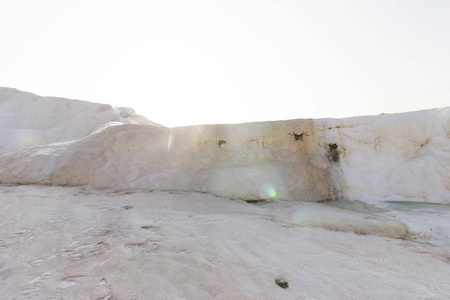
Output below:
[167,128,173,153]
[259,183,278,200]
[267,187,277,198]
[292,210,320,226]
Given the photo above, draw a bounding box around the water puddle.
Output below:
[385,201,450,213]
[321,200,385,214]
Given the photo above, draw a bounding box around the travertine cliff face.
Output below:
[1,88,449,202]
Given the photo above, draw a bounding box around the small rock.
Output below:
[275,278,289,289]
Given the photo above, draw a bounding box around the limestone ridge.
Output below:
[0,88,449,203]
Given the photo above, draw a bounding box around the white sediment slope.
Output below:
[1,185,450,299]
[1,88,450,299]
[0,87,448,203]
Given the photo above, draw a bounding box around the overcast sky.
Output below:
[1,0,449,127]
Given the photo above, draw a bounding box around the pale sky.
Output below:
[0,0,449,127]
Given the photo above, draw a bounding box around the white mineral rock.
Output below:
[0,87,448,203]
[1,88,450,299]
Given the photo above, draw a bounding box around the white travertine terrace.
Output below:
[0,87,449,203]
[1,88,450,299]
